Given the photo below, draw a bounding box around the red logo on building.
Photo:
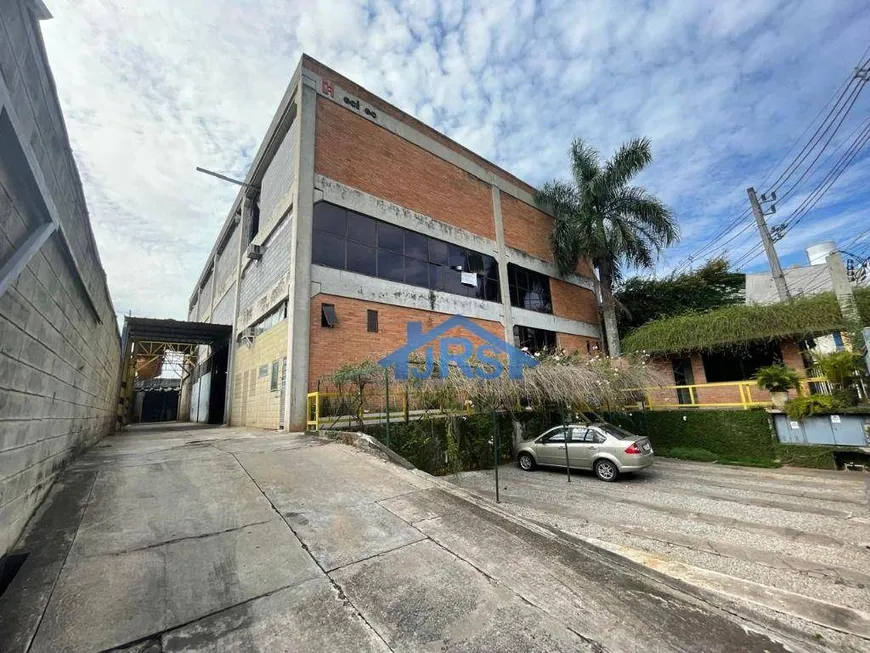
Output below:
[321,80,334,97]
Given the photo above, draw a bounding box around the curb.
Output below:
[311,429,416,470]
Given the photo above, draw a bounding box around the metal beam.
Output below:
[195,167,260,190]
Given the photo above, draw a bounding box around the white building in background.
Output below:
[745,241,868,305]
[745,241,868,356]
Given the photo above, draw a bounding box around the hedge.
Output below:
[365,413,513,476]
[353,408,857,473]
[609,409,777,462]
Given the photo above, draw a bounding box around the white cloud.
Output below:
[38,0,870,319]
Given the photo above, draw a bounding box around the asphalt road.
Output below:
[452,456,870,652]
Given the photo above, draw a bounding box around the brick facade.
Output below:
[304,56,538,198]
[557,333,601,355]
[502,194,552,262]
[308,294,504,391]
[315,97,496,240]
[646,339,811,408]
[551,279,599,324]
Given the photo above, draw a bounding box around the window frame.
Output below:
[507,263,553,314]
[311,201,501,303]
[270,360,280,392]
[367,309,378,333]
[321,303,338,327]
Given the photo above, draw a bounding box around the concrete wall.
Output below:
[197,267,213,321]
[258,122,297,238]
[0,0,121,555]
[213,223,239,303]
[238,217,292,324]
[211,283,235,326]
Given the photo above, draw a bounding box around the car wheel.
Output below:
[518,453,536,471]
[594,459,619,482]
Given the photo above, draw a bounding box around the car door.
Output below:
[567,427,595,469]
[534,427,569,466]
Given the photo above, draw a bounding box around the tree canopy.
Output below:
[616,258,744,335]
[535,137,678,356]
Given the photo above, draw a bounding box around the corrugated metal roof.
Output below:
[124,317,231,346]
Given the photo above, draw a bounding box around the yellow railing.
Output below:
[632,377,829,411]
[306,377,832,428]
[306,391,476,430]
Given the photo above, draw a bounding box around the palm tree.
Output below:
[536,137,678,357]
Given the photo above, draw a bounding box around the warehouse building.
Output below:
[185,55,602,431]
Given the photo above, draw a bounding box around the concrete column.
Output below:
[223,202,247,424]
[284,76,316,430]
[491,184,513,344]
[210,252,219,318]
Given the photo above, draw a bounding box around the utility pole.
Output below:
[747,187,790,302]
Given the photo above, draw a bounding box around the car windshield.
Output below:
[598,424,638,440]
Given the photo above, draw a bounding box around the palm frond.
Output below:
[612,186,679,248]
[569,138,600,188]
[535,180,578,218]
[549,213,583,276]
[600,137,652,194]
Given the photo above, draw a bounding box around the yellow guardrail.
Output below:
[306,376,832,428]
[629,376,829,411]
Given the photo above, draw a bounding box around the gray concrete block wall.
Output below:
[258,123,297,236]
[198,268,213,319]
[214,224,239,301]
[0,0,121,556]
[211,284,235,326]
[238,218,292,321]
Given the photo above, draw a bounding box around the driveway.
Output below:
[452,457,870,652]
[0,424,819,652]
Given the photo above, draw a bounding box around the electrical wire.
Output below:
[772,80,867,203]
[766,73,865,197]
[776,116,870,234]
[666,45,870,278]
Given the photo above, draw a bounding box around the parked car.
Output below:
[513,423,654,482]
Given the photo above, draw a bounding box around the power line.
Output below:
[670,209,753,274]
[772,79,866,203]
[777,117,870,234]
[666,45,870,278]
[766,71,866,196]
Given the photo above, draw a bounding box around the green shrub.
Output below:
[754,364,801,392]
[365,413,512,476]
[609,409,776,462]
[815,350,865,391]
[667,447,718,462]
[784,394,844,421]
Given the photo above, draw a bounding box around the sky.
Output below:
[39,0,870,321]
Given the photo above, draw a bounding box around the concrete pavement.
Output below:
[0,424,818,652]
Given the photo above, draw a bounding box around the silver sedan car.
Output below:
[513,422,654,482]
